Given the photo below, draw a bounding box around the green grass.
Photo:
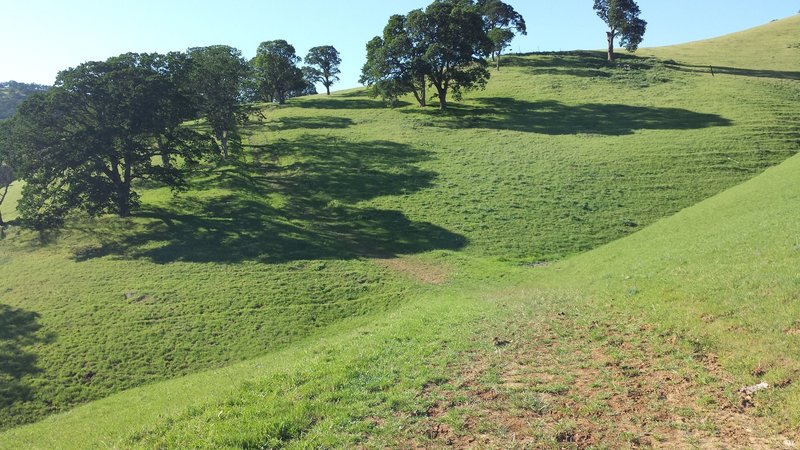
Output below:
[0,182,21,223]
[0,14,799,448]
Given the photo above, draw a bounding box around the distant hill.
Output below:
[0,81,50,119]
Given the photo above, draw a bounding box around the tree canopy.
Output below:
[0,81,50,120]
[186,46,250,158]
[360,14,430,107]
[304,46,341,95]
[593,0,647,61]
[10,53,215,228]
[362,0,499,110]
[479,0,527,70]
[252,40,306,105]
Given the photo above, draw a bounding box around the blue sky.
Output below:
[1,1,797,89]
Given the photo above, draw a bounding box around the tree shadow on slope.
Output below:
[663,61,800,80]
[261,116,355,132]
[290,97,409,110]
[502,51,653,78]
[0,304,52,421]
[85,137,466,264]
[405,98,731,135]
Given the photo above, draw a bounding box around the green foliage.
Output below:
[360,15,429,107]
[362,0,493,109]
[407,0,492,109]
[0,81,49,120]
[252,40,307,105]
[479,0,527,69]
[10,53,215,226]
[304,45,342,95]
[361,16,425,106]
[594,0,647,61]
[186,45,250,158]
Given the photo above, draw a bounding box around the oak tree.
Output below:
[362,0,492,110]
[407,0,491,109]
[594,0,647,61]
[186,46,250,158]
[252,40,306,105]
[11,53,214,227]
[304,46,341,95]
[360,14,429,107]
[478,0,527,70]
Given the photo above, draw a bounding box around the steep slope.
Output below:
[0,15,798,446]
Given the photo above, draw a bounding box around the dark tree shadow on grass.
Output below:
[290,98,410,110]
[263,116,355,132]
[663,61,800,80]
[0,304,52,413]
[502,51,653,78]
[82,137,466,264]
[404,98,731,135]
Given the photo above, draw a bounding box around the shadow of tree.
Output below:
[263,116,355,131]
[664,62,800,80]
[290,98,410,110]
[0,304,51,413]
[503,51,651,78]
[82,137,466,264]
[404,98,732,135]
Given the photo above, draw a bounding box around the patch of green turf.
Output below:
[0,182,20,223]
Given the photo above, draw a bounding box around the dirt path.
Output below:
[397,308,795,449]
[374,257,452,285]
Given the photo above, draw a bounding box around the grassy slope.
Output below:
[645,14,800,72]
[4,119,798,449]
[1,15,799,448]
[0,182,20,223]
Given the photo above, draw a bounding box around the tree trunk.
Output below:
[157,135,171,168]
[607,28,616,62]
[221,130,229,159]
[0,184,8,220]
[118,157,132,217]
[431,78,448,110]
[411,76,427,107]
[497,52,501,71]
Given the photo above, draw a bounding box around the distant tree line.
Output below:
[0,41,341,229]
[360,0,646,107]
[0,81,50,120]
[0,0,648,229]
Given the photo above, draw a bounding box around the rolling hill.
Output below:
[1,15,799,449]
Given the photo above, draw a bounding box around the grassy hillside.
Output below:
[0,182,20,223]
[0,15,798,447]
[4,122,799,449]
[645,14,800,73]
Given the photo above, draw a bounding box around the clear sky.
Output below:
[1,1,797,90]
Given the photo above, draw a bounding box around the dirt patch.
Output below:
[399,314,795,449]
[375,258,451,285]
